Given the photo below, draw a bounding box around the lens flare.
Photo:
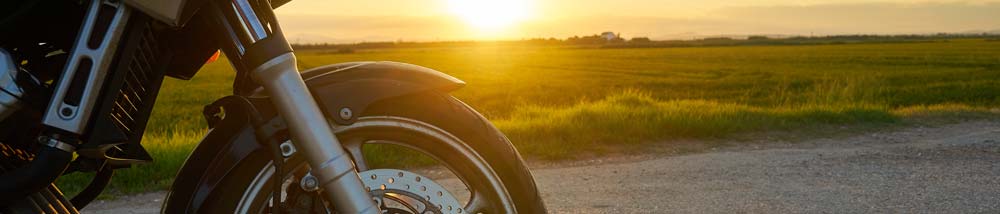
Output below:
[447,0,532,30]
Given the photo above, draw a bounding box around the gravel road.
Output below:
[83,121,1000,213]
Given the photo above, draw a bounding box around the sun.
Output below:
[447,0,532,30]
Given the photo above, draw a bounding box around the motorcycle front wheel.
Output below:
[196,92,546,213]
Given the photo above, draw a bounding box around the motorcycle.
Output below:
[0,0,545,213]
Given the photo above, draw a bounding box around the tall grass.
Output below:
[496,90,996,158]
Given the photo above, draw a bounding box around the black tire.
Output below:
[199,92,546,213]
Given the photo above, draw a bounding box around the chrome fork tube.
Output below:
[251,53,378,214]
[212,0,379,213]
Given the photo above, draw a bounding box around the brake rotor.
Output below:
[359,169,465,214]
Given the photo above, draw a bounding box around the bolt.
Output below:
[279,142,296,158]
[60,108,73,117]
[339,108,352,120]
[300,173,320,192]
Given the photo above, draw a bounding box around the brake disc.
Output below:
[359,169,464,214]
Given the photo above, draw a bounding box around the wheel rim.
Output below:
[235,116,515,213]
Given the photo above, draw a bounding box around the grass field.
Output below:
[57,39,1000,196]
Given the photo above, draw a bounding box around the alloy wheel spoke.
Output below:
[343,138,369,172]
[463,191,489,214]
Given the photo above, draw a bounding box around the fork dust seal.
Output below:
[0,146,73,204]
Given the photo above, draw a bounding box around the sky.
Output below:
[273,0,1000,43]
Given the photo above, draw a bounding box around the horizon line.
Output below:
[286,31,1000,45]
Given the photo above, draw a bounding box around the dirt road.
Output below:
[83,121,1000,213]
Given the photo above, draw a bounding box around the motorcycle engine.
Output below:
[0,0,83,167]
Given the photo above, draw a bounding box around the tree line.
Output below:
[291,33,1000,51]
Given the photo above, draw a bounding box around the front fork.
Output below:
[209,0,379,213]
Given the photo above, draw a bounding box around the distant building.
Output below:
[601,32,621,41]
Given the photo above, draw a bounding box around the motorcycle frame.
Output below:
[42,0,132,134]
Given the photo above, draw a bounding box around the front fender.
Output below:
[163,61,465,213]
[301,61,465,124]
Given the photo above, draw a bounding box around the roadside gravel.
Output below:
[83,121,1000,213]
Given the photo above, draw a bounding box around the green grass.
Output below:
[497,90,997,159]
[57,39,1000,196]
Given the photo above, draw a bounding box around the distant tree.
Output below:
[567,35,607,44]
[629,37,652,43]
[523,37,562,45]
[336,48,355,54]
[701,37,733,41]
[748,36,769,40]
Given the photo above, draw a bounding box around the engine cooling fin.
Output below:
[80,14,167,166]
[0,144,79,214]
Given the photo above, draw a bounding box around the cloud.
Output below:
[715,1,1000,35]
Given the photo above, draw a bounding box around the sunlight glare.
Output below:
[447,0,532,30]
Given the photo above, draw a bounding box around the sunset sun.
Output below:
[447,0,533,30]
